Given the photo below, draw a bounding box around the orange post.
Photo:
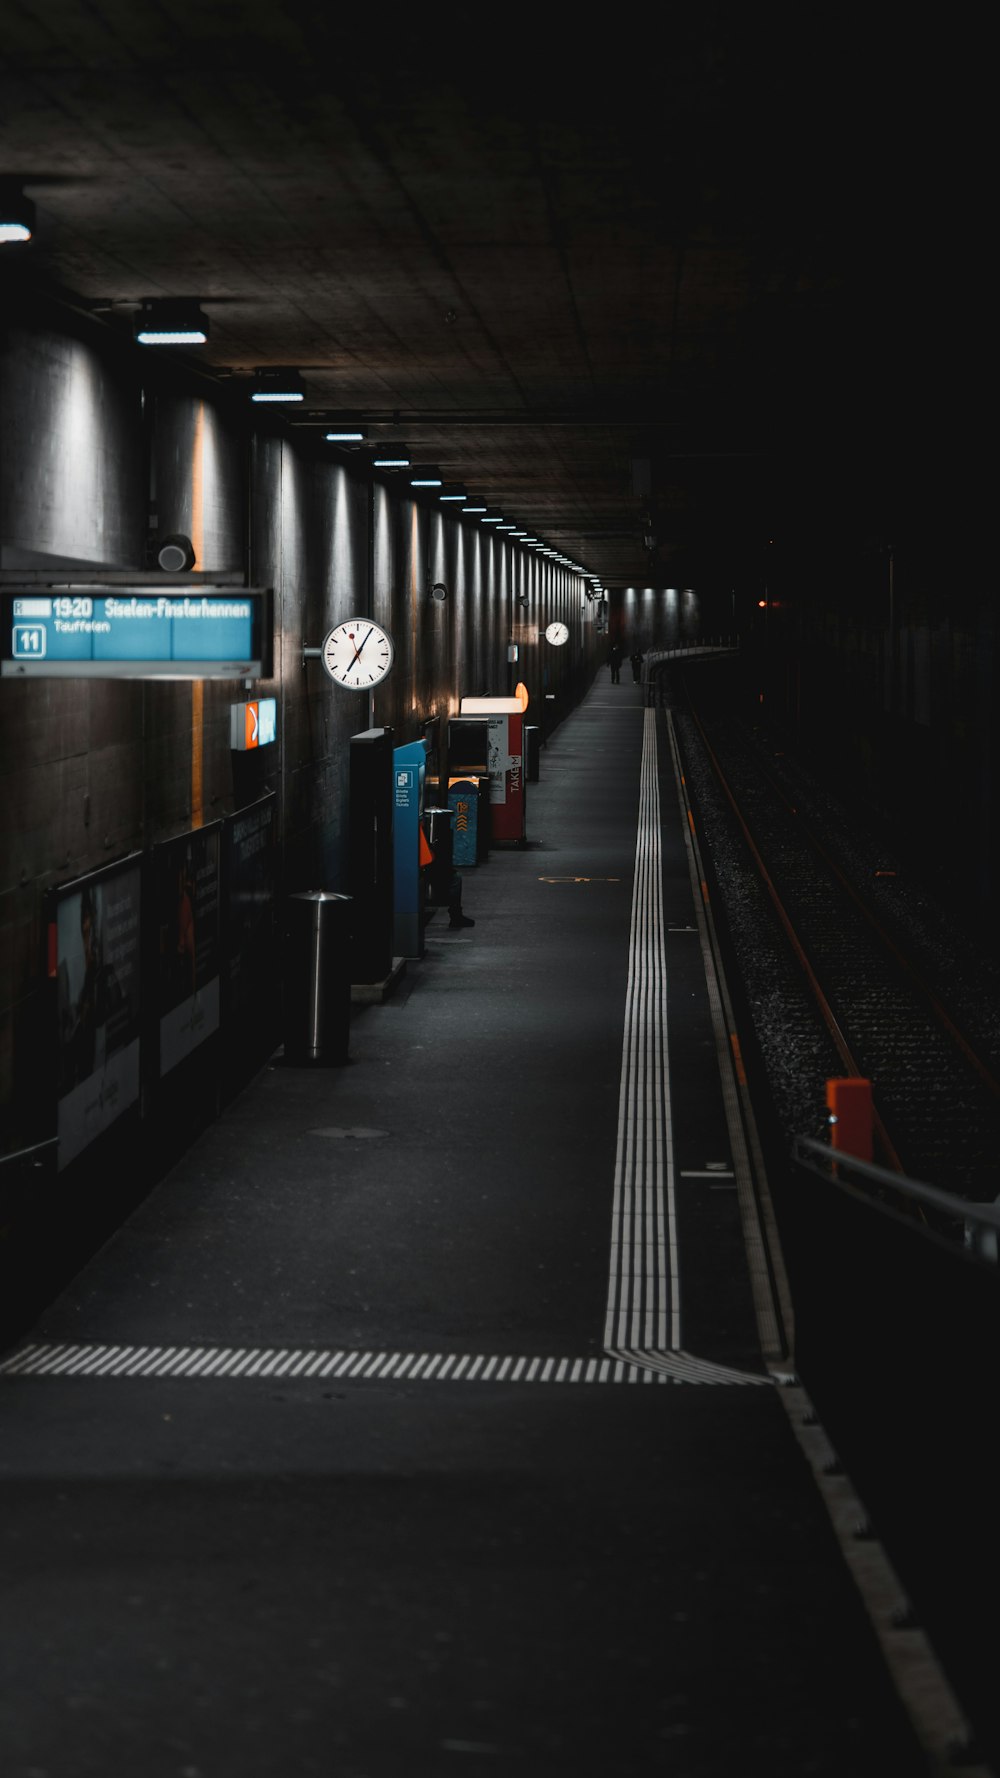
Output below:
[825,1078,874,1163]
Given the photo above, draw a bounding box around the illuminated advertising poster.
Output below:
[55,860,142,1169]
[486,715,508,806]
[157,826,221,1076]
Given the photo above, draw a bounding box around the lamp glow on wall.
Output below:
[135,300,210,345]
[0,183,34,244]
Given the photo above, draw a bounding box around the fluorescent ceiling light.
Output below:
[326,430,367,443]
[251,369,305,402]
[135,299,209,345]
[0,184,34,244]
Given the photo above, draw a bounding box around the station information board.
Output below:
[1,587,272,678]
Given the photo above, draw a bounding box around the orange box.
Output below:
[825,1078,873,1162]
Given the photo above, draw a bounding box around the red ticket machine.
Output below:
[459,697,526,846]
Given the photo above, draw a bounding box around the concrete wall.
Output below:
[0,308,601,1156]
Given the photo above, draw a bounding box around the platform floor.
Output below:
[0,678,943,1775]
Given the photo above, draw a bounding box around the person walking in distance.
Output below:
[630,645,644,684]
[607,642,623,683]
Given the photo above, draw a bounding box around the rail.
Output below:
[643,639,740,702]
[0,1136,58,1170]
[790,1133,1000,1259]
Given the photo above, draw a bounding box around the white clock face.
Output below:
[545,621,569,646]
[321,619,394,689]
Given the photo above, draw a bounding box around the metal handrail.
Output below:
[0,1136,58,1169]
[644,636,741,669]
[790,1133,1000,1234]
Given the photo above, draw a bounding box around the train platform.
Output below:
[0,676,975,1777]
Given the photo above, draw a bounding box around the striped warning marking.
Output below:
[0,1343,772,1387]
[604,705,679,1355]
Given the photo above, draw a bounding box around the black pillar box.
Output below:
[283,891,352,1065]
[349,727,394,983]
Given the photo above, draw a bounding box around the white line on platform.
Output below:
[604,706,679,1355]
[0,1343,772,1386]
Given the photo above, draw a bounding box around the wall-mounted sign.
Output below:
[230,697,277,750]
[510,624,538,644]
[1,587,272,678]
[393,739,428,958]
[459,696,524,714]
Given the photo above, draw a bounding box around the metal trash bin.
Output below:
[283,891,353,1065]
[423,806,454,907]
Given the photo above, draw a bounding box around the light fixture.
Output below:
[461,498,487,513]
[0,183,34,244]
[480,508,504,524]
[409,465,443,488]
[135,299,210,345]
[372,448,411,469]
[496,523,518,532]
[325,428,367,443]
[251,369,306,402]
[438,484,468,502]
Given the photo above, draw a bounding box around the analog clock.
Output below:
[321,618,395,689]
[545,621,569,646]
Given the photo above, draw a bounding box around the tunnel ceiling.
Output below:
[0,5,956,589]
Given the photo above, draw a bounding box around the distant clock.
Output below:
[321,618,395,689]
[545,621,569,646]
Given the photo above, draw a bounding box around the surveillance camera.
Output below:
[157,533,196,572]
[430,582,448,602]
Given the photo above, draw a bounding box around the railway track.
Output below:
[672,691,1000,1206]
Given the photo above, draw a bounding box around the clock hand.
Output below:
[350,626,374,665]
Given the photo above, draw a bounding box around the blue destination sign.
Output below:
[1,587,271,678]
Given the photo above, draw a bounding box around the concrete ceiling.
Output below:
[0,4,957,588]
